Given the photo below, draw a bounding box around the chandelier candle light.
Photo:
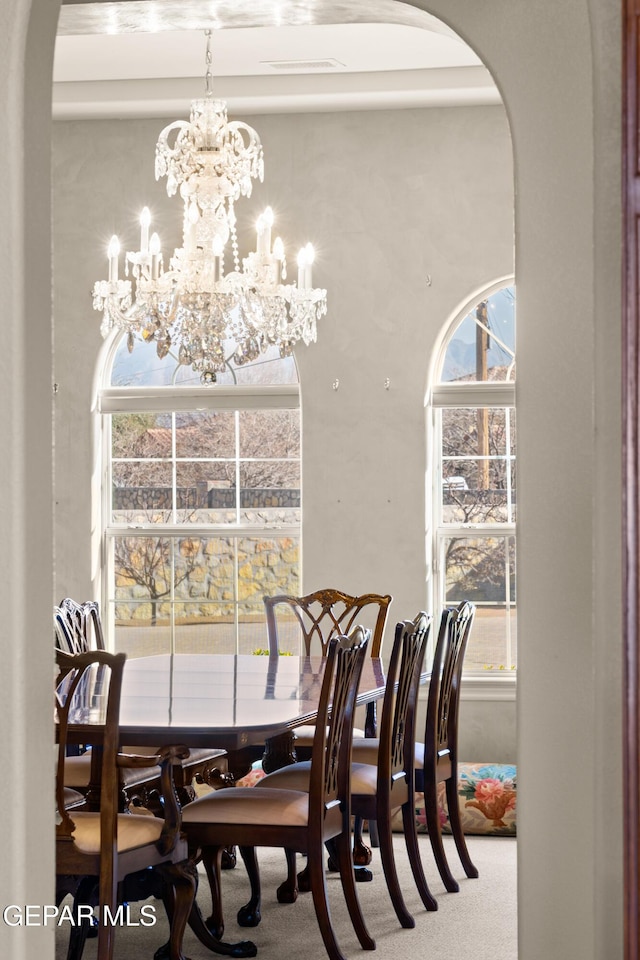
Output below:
[93,29,326,382]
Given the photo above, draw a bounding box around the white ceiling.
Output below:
[54,2,500,118]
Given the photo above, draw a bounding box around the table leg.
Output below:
[153,865,258,960]
[205,749,258,872]
[261,731,297,773]
[185,891,258,958]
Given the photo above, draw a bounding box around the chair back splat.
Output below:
[425,601,476,781]
[264,589,391,746]
[378,613,430,792]
[417,600,478,892]
[350,612,437,926]
[264,588,391,657]
[310,627,370,823]
[54,598,105,654]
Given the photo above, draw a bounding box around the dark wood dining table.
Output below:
[62,651,389,958]
[65,651,387,774]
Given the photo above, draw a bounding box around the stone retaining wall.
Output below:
[113,486,301,510]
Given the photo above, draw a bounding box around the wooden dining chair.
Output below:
[265,589,391,659]
[55,598,228,811]
[264,588,392,861]
[414,600,478,892]
[263,612,438,928]
[55,597,105,653]
[180,627,375,960]
[55,647,195,960]
[349,611,437,923]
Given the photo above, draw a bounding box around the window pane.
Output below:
[442,407,513,457]
[229,345,298,386]
[110,336,299,387]
[112,412,172,457]
[112,605,172,657]
[441,407,516,524]
[175,411,236,458]
[110,340,181,387]
[460,606,517,673]
[173,537,233,604]
[114,535,172,603]
[110,534,299,655]
[239,463,301,524]
[175,463,237,523]
[442,461,511,524]
[440,286,515,383]
[239,410,300,458]
[112,463,173,522]
[238,536,300,610]
[443,534,516,671]
[174,603,237,655]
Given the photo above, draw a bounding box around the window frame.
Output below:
[428,281,517,695]
[96,339,301,654]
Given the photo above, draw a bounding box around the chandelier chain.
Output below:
[204,28,213,98]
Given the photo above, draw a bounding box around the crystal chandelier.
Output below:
[93,30,326,382]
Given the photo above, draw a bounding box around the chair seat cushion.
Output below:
[351,738,381,765]
[181,786,325,829]
[64,752,162,790]
[262,758,380,797]
[260,760,312,792]
[64,747,227,789]
[63,787,85,810]
[180,747,227,765]
[293,725,366,748]
[122,746,226,765]
[63,753,92,788]
[65,812,165,854]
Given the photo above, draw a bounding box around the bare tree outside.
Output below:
[114,535,201,627]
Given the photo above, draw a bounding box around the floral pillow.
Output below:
[236,763,267,788]
[394,762,517,836]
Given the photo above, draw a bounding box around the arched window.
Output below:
[430,282,516,675]
[96,337,301,656]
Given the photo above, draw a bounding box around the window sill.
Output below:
[460,674,516,701]
[418,673,516,702]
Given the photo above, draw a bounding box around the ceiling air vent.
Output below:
[261,58,345,70]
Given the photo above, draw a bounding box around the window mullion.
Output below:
[505,536,513,668]
[505,407,512,510]
[235,410,241,526]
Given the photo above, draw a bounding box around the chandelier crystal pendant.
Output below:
[92,30,326,381]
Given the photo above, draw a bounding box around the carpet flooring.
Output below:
[55,834,517,960]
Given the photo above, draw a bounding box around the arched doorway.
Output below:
[1,4,621,960]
